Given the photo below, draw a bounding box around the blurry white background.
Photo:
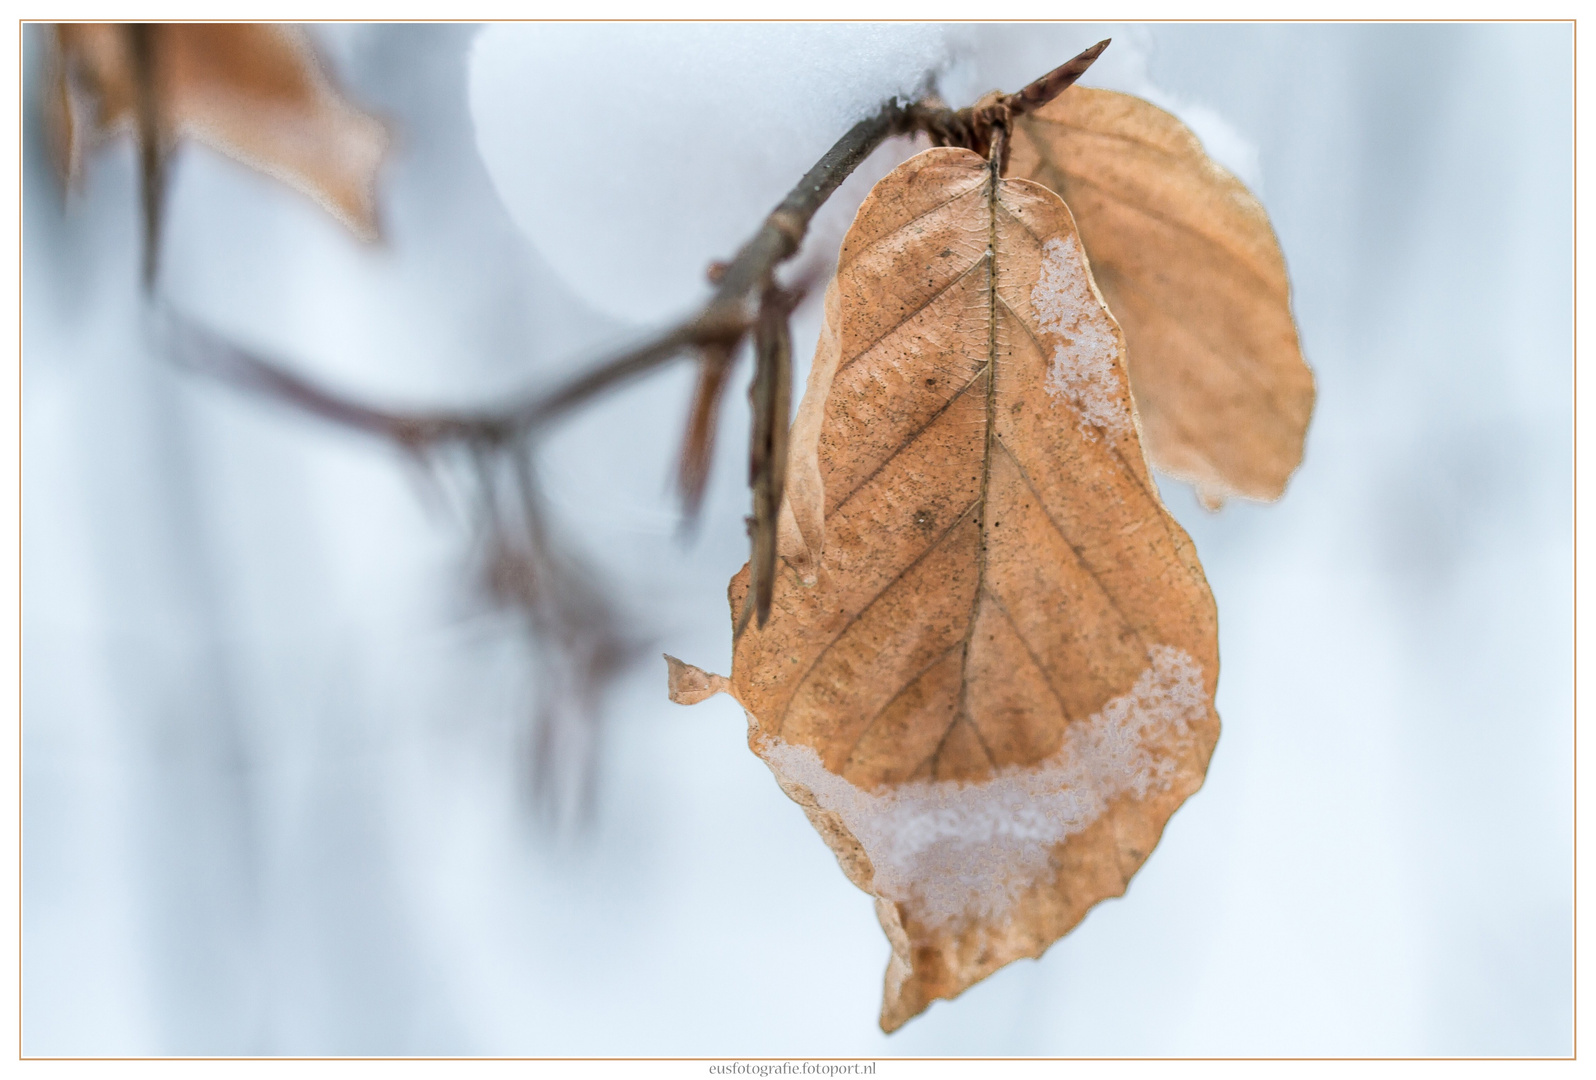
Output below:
[20,23,1572,1055]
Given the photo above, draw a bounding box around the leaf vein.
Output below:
[776,498,982,733]
[994,438,1150,657]
[837,639,964,775]
[981,587,1076,728]
[835,254,987,378]
[827,364,987,516]
[838,176,987,272]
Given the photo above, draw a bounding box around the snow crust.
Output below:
[468,24,950,325]
[761,646,1206,928]
[1031,235,1127,440]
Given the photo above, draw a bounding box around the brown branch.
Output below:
[161,100,910,465]
[493,96,921,434]
[677,341,737,519]
[742,282,797,632]
[170,39,1110,462]
[158,308,491,450]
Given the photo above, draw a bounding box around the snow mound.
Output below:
[469,23,950,326]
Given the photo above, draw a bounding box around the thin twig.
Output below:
[157,307,487,450]
[678,341,737,520]
[741,282,796,633]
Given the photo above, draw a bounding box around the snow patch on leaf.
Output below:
[759,646,1205,929]
[1031,235,1125,440]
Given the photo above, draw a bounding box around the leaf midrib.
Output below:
[939,157,1005,774]
[777,154,1159,776]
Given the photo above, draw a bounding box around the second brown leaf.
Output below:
[1010,87,1316,507]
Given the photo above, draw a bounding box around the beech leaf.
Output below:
[672,146,1220,1031]
[1009,88,1315,507]
[47,23,387,240]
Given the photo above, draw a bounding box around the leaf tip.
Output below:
[664,653,731,706]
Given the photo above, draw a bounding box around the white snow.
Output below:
[468,23,950,326]
[1030,235,1126,440]
[761,646,1206,928]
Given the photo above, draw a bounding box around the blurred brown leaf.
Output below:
[671,147,1219,1031]
[47,23,386,239]
[1010,88,1315,506]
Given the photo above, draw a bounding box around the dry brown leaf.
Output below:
[671,146,1219,1031]
[47,23,386,239]
[1009,88,1315,506]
